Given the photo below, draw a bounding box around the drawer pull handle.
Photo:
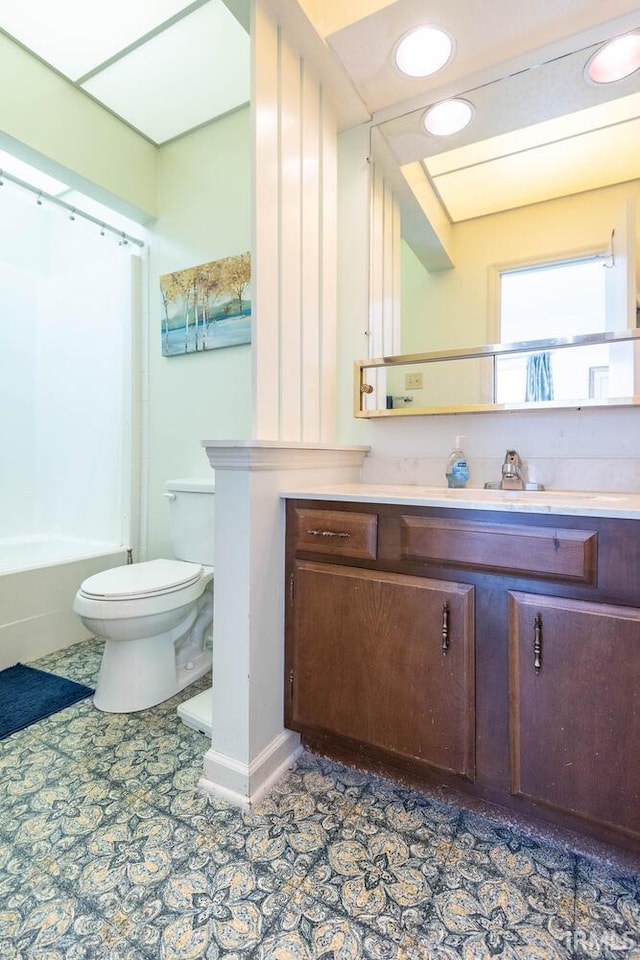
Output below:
[533,613,542,674]
[441,602,450,654]
[306,529,351,539]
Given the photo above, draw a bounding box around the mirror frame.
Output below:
[355,328,640,418]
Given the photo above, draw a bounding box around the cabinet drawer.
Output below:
[293,508,377,560]
[400,515,597,583]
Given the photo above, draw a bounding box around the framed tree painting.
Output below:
[160,251,251,356]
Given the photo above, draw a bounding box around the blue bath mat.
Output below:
[0,663,94,739]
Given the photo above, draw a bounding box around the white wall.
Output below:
[252,0,338,442]
[337,129,640,493]
[146,108,252,559]
[369,159,400,360]
[199,0,360,806]
[337,124,371,429]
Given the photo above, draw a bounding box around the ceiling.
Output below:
[298,0,640,224]
[316,0,640,118]
[0,0,250,145]
[1,0,638,225]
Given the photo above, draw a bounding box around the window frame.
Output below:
[486,244,610,346]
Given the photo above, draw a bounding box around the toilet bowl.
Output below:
[73,478,215,713]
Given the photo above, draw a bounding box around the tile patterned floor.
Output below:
[0,637,638,958]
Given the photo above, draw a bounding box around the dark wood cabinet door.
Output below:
[288,560,475,778]
[509,591,640,837]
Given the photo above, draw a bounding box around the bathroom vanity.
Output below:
[283,485,640,858]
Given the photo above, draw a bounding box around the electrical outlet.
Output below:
[405,372,423,390]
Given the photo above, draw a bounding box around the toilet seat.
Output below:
[79,559,204,601]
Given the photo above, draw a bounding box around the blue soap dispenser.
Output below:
[446,435,469,488]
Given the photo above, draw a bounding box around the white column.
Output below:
[195,4,362,808]
[252,0,338,443]
[199,441,368,808]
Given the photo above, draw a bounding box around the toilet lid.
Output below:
[80,559,203,600]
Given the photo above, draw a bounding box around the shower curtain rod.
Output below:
[0,168,145,248]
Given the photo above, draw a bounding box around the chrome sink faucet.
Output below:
[484,450,544,491]
[501,449,524,490]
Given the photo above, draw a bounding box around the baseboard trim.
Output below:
[199,728,302,809]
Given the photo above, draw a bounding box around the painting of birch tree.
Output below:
[159,251,251,356]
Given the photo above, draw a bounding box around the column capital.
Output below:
[203,440,369,471]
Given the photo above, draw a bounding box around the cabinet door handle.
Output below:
[306,529,351,539]
[533,613,542,674]
[441,602,450,654]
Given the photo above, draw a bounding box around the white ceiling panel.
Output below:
[425,92,640,178]
[428,118,640,221]
[0,0,199,81]
[81,1,249,145]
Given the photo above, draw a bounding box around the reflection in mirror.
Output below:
[387,184,637,365]
[368,28,640,375]
[356,330,640,417]
[495,253,618,402]
[383,356,493,410]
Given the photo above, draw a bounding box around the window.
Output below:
[495,256,611,404]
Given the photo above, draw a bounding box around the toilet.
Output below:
[73,478,215,713]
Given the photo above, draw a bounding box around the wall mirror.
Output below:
[352,7,640,415]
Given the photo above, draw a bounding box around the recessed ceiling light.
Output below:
[394,25,453,78]
[585,32,640,84]
[423,99,473,136]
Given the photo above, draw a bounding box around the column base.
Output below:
[199,729,302,809]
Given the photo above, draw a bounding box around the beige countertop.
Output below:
[281,483,640,520]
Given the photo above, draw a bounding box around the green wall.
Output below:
[147,108,252,558]
[0,33,157,220]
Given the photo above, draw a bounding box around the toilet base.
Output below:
[177,686,213,737]
[94,633,212,713]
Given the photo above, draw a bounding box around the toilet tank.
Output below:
[165,478,215,566]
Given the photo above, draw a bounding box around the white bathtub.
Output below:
[0,538,128,669]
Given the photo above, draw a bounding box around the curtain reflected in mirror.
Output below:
[495,341,615,406]
[525,352,554,402]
